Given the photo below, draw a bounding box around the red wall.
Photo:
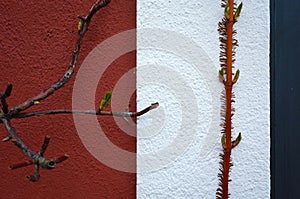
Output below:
[0,0,136,198]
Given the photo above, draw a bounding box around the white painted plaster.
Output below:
[137,0,270,198]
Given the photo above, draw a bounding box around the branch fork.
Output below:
[9,135,69,182]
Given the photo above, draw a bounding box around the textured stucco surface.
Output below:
[137,0,270,198]
[0,0,136,198]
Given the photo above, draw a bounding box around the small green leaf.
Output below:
[233,69,240,84]
[224,4,230,19]
[234,2,243,20]
[219,69,225,82]
[34,101,40,105]
[78,19,83,31]
[221,134,226,149]
[99,90,112,111]
[232,132,242,148]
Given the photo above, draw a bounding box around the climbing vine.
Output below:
[216,0,243,198]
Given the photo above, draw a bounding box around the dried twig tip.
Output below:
[4,83,13,98]
[150,102,159,110]
[96,0,111,8]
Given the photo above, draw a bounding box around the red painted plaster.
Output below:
[0,0,136,198]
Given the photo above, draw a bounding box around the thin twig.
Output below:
[40,135,51,157]
[0,83,13,114]
[9,154,69,170]
[26,164,40,182]
[11,103,159,119]
[9,160,34,170]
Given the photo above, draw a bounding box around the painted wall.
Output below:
[0,0,136,198]
[137,0,270,198]
[0,0,270,198]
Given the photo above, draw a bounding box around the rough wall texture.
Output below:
[137,0,270,198]
[0,0,270,198]
[0,0,136,198]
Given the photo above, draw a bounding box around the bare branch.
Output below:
[2,117,37,160]
[11,102,159,119]
[1,116,66,166]
[0,83,13,114]
[40,135,51,156]
[26,164,40,182]
[53,154,70,164]
[1,0,158,182]
[131,102,159,117]
[9,154,69,170]
[9,160,34,170]
[8,0,111,116]
[0,83,13,98]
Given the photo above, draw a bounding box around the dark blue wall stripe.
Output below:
[271,0,300,198]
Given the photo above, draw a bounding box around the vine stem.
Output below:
[222,0,234,198]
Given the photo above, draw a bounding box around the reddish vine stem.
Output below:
[222,1,234,197]
[217,0,243,198]
[224,0,234,150]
